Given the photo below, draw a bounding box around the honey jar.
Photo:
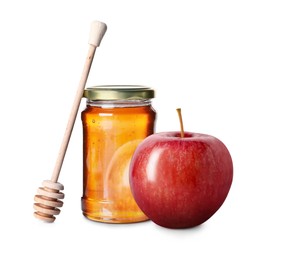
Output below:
[81,85,156,223]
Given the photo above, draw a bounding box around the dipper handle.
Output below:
[51,21,107,183]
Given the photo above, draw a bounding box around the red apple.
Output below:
[129,131,233,229]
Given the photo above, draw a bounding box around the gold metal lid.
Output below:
[83,85,155,100]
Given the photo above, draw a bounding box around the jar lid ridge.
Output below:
[83,85,155,100]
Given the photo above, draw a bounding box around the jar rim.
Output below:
[83,85,155,100]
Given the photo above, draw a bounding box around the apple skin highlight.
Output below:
[129,131,233,229]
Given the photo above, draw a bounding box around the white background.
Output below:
[0,0,283,259]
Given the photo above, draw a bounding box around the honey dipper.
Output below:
[33,21,107,222]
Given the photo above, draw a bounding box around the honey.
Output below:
[81,86,156,223]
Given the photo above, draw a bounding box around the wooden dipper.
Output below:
[33,21,107,222]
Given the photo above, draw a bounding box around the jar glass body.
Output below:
[81,96,156,223]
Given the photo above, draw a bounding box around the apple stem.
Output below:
[176,108,185,138]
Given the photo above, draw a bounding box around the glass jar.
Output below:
[81,85,156,223]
